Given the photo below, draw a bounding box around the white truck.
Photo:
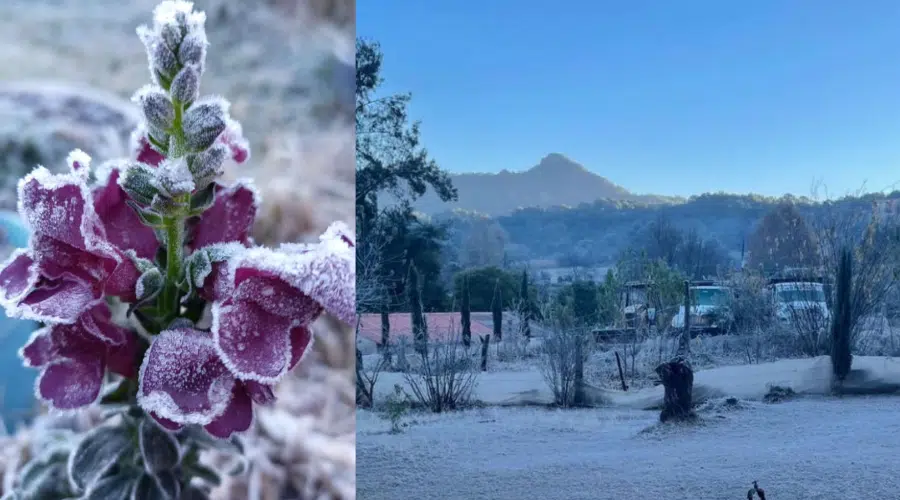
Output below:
[767,280,831,329]
[670,284,734,335]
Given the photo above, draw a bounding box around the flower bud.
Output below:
[189,143,227,187]
[160,23,182,49]
[156,157,196,197]
[178,33,208,74]
[150,39,180,79]
[182,98,227,152]
[132,85,174,132]
[170,65,200,105]
[119,163,162,205]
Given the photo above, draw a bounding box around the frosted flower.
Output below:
[196,222,355,382]
[19,304,138,410]
[137,328,296,438]
[0,167,142,322]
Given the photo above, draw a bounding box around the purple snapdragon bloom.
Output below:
[0,2,354,495]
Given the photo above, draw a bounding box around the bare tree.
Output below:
[404,334,478,413]
[809,185,897,347]
[538,304,593,407]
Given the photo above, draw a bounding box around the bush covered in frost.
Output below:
[0,2,354,499]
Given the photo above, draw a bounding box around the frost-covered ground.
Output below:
[358,355,900,499]
[357,396,900,499]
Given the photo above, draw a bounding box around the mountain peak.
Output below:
[531,153,587,174]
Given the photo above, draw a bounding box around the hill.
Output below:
[412,153,678,215]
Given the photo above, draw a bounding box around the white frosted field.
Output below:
[357,356,900,500]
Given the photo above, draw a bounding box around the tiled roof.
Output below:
[357,312,498,344]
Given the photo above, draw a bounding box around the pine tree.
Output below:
[831,247,853,382]
[520,269,531,339]
[491,279,502,341]
[408,263,428,355]
[461,274,472,348]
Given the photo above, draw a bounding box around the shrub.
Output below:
[404,340,478,413]
[0,2,354,498]
[539,323,592,407]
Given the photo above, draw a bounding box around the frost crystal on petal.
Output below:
[99,169,161,259]
[66,149,92,176]
[219,118,250,163]
[211,299,293,382]
[138,328,236,425]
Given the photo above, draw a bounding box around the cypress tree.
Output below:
[408,263,428,355]
[492,279,502,341]
[520,269,531,339]
[831,247,853,382]
[461,274,472,348]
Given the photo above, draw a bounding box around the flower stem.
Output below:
[161,208,186,323]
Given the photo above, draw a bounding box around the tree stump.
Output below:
[655,357,696,422]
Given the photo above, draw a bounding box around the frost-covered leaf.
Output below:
[136,267,164,302]
[125,200,165,229]
[137,328,236,425]
[21,460,74,499]
[153,470,180,499]
[132,85,174,132]
[177,426,243,455]
[182,249,210,298]
[182,98,227,152]
[183,463,220,488]
[188,182,216,215]
[170,65,200,106]
[189,181,258,250]
[68,425,133,492]
[130,473,168,500]
[83,473,139,500]
[139,419,180,473]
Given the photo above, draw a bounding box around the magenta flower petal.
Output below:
[19,278,103,324]
[30,236,116,286]
[138,329,236,425]
[189,181,259,251]
[93,169,160,260]
[79,304,128,345]
[288,325,312,370]
[212,299,293,382]
[133,134,166,167]
[218,119,250,164]
[151,412,184,431]
[243,381,276,406]
[106,329,140,378]
[203,384,253,439]
[198,260,232,303]
[103,253,142,303]
[0,250,40,306]
[20,327,54,367]
[234,223,355,325]
[37,357,105,410]
[232,274,322,324]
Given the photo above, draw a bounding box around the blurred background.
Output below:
[0,1,355,499]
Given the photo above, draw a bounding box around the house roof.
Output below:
[357,312,498,344]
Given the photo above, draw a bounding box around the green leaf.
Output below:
[126,200,166,228]
[153,470,180,499]
[139,419,181,474]
[83,473,139,500]
[183,463,221,488]
[189,182,217,215]
[68,425,134,492]
[130,473,174,500]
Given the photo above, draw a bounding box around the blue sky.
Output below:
[358,1,900,198]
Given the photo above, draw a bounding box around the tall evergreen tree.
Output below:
[461,274,472,348]
[492,279,503,341]
[408,263,428,355]
[831,247,853,382]
[520,269,531,339]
